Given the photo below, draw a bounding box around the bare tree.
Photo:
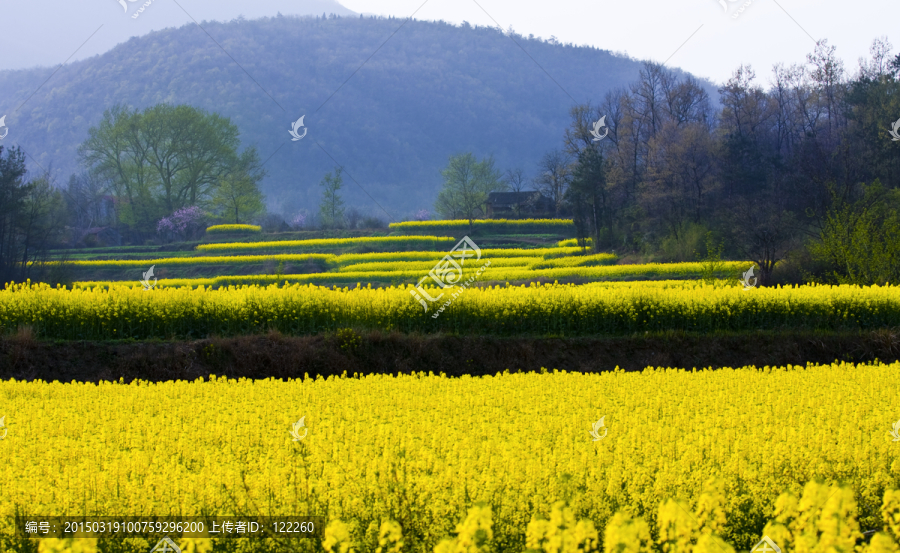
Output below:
[503,168,529,193]
[857,36,893,80]
[644,121,717,236]
[534,150,572,216]
[806,39,847,138]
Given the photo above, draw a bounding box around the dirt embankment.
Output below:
[1,329,898,383]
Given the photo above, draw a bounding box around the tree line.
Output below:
[432,37,900,286]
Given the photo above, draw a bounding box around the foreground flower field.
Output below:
[1,280,898,339]
[2,362,900,552]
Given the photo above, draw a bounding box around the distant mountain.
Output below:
[0,0,357,71]
[0,14,718,219]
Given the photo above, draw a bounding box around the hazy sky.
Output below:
[0,0,896,85]
[339,0,897,85]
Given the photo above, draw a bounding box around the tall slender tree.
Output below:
[318,167,346,229]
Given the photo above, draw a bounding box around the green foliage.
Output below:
[435,153,505,225]
[557,238,593,248]
[77,103,264,236]
[809,181,900,286]
[319,168,346,230]
[212,168,265,224]
[697,232,727,285]
[659,223,709,263]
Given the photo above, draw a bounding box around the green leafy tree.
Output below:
[213,152,266,224]
[78,103,264,238]
[435,153,504,229]
[319,167,346,229]
[809,180,900,285]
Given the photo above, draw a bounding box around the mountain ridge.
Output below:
[0,14,719,219]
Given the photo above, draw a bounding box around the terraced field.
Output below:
[44,227,741,287]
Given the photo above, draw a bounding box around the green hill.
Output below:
[0,14,716,219]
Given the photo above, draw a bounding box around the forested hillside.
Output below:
[0,14,690,218]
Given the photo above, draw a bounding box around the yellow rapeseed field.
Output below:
[2,280,898,339]
[50,253,334,269]
[2,363,900,552]
[46,248,586,270]
[388,219,575,234]
[196,236,456,253]
[336,257,540,273]
[556,238,593,248]
[205,224,262,234]
[329,247,584,266]
[63,260,746,294]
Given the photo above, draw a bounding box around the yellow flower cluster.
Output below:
[389,219,575,234]
[527,253,618,270]
[332,247,583,266]
[205,224,261,234]
[336,257,689,278]
[3,280,898,339]
[2,363,899,553]
[556,238,593,248]
[197,236,457,253]
[336,256,538,273]
[54,253,334,269]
